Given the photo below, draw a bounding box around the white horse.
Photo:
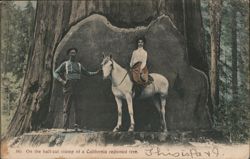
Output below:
[101,55,169,132]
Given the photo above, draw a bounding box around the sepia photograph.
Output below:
[1,0,249,159]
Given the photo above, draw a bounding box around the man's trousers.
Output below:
[63,79,80,129]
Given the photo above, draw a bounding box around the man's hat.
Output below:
[67,48,78,55]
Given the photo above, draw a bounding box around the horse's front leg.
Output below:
[113,96,122,132]
[126,94,135,132]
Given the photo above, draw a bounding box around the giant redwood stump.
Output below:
[48,14,210,131]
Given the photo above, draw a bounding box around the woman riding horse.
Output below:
[130,37,149,86]
[101,53,169,132]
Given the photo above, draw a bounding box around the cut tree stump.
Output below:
[9,129,225,147]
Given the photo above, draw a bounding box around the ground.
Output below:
[1,129,249,159]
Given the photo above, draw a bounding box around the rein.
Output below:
[110,59,128,87]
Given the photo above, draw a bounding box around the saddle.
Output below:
[130,62,153,86]
[130,62,154,98]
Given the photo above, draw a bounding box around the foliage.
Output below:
[1,1,35,136]
[1,1,35,78]
[201,0,249,142]
[1,72,24,135]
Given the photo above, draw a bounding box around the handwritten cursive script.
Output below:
[145,146,220,158]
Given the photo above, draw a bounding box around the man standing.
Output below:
[53,48,100,131]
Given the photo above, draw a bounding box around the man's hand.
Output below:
[89,69,102,76]
[96,68,103,75]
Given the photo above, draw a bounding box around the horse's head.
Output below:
[101,54,113,79]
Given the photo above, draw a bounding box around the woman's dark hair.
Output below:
[136,36,146,44]
[67,47,78,55]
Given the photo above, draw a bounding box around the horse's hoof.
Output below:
[113,126,121,132]
[163,129,168,134]
[128,125,134,132]
[113,127,119,132]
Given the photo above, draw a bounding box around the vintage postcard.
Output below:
[1,0,249,159]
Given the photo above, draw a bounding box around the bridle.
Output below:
[109,59,128,87]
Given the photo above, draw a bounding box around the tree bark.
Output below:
[209,0,222,108]
[7,0,209,137]
[231,8,238,103]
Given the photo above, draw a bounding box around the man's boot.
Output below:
[74,124,80,132]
